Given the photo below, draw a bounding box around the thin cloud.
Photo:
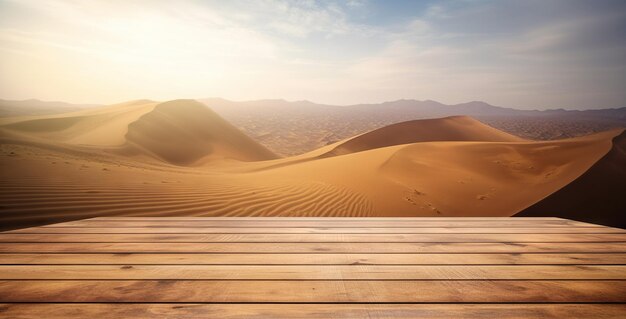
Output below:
[0,0,624,109]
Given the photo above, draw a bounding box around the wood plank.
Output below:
[87,217,569,220]
[2,304,625,319]
[0,217,622,317]
[2,233,625,243]
[1,242,624,253]
[8,226,625,234]
[1,280,624,302]
[3,253,625,265]
[45,220,600,228]
[1,265,624,280]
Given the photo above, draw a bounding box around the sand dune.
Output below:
[0,99,100,117]
[1,100,158,145]
[323,116,524,157]
[203,98,626,156]
[517,130,626,228]
[0,99,622,229]
[123,100,277,164]
[1,99,277,165]
[245,129,618,217]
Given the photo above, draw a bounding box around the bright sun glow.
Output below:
[1,0,625,109]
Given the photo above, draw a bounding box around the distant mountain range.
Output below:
[203,98,626,120]
[200,98,626,155]
[4,97,623,120]
[2,97,624,156]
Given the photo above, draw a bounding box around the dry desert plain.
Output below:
[0,99,625,230]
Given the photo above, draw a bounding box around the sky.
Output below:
[0,0,625,110]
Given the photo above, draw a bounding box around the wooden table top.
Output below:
[0,217,625,318]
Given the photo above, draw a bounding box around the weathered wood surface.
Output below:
[1,242,623,253]
[1,304,625,319]
[2,253,625,264]
[3,233,626,242]
[44,219,601,228]
[0,217,624,318]
[8,226,626,233]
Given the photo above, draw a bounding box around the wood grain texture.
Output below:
[3,253,625,265]
[0,217,624,318]
[1,242,624,253]
[45,219,600,228]
[1,280,625,302]
[87,217,570,220]
[8,226,625,234]
[1,265,624,280]
[2,233,626,242]
[2,304,625,319]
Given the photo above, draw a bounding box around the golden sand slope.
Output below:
[0,100,620,229]
[2,99,277,165]
[0,100,158,145]
[323,116,524,157]
[123,100,277,164]
[243,129,618,217]
[517,130,626,228]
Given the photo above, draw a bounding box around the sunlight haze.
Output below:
[0,0,625,109]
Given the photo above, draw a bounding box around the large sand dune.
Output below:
[0,99,622,229]
[1,99,158,145]
[323,116,524,157]
[517,130,626,228]
[2,99,277,165]
[123,100,277,164]
[203,98,626,156]
[245,128,617,218]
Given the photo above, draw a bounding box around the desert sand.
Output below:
[204,98,626,156]
[0,99,622,229]
[517,130,626,228]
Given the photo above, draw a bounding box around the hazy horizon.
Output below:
[1,0,625,110]
[3,95,626,112]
